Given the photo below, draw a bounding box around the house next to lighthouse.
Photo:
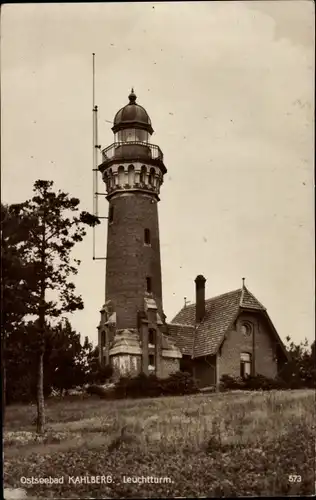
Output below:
[97,90,289,386]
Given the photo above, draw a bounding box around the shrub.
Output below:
[88,364,113,385]
[90,371,201,400]
[161,371,200,396]
[220,374,246,391]
[220,373,289,392]
[85,384,109,398]
[114,373,163,399]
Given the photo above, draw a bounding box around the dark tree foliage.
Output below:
[80,342,113,385]
[1,203,38,420]
[5,320,103,404]
[279,337,316,388]
[2,180,99,432]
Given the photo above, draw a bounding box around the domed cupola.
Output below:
[98,89,166,201]
[112,89,154,138]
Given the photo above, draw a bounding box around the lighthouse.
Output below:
[97,90,181,379]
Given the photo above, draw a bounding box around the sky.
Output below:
[1,1,314,347]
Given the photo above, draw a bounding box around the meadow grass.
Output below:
[4,390,315,498]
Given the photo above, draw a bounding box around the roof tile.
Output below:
[169,287,266,358]
[167,324,195,356]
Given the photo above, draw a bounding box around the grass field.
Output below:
[3,390,315,498]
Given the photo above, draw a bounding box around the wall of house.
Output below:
[161,358,179,378]
[218,312,278,380]
[111,354,141,378]
[192,355,216,388]
[111,352,179,379]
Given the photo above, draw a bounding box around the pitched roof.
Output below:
[167,323,195,355]
[170,287,267,358]
[161,332,181,352]
[239,287,266,310]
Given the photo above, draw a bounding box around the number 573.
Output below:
[288,475,302,483]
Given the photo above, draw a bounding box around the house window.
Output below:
[148,328,156,346]
[146,277,152,293]
[144,228,151,245]
[109,206,114,223]
[241,323,252,337]
[240,352,252,378]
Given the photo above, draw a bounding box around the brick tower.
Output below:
[97,90,181,379]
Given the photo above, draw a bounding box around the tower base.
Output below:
[98,295,182,380]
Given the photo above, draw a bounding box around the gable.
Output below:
[220,309,289,363]
[169,286,288,360]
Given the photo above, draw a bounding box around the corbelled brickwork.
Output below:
[106,192,163,330]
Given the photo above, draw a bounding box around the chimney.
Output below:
[195,275,206,323]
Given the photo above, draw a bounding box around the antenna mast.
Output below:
[92,53,108,261]
[92,53,101,259]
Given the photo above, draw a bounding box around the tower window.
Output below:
[118,166,125,186]
[148,328,156,345]
[149,168,155,186]
[149,354,155,369]
[144,228,151,245]
[140,166,147,184]
[101,330,106,349]
[128,165,135,186]
[146,277,152,293]
[109,206,114,223]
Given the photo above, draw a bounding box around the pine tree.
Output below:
[8,180,99,432]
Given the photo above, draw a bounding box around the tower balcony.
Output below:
[99,141,166,174]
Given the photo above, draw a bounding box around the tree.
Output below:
[45,319,88,393]
[77,340,113,385]
[5,319,97,403]
[280,336,316,388]
[1,203,36,421]
[9,180,99,432]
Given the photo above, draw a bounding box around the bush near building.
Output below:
[86,371,200,399]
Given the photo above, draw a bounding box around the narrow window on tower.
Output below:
[148,328,156,346]
[109,206,114,223]
[101,331,107,365]
[140,166,147,184]
[144,228,151,245]
[146,277,152,293]
[148,354,155,372]
[149,168,155,186]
